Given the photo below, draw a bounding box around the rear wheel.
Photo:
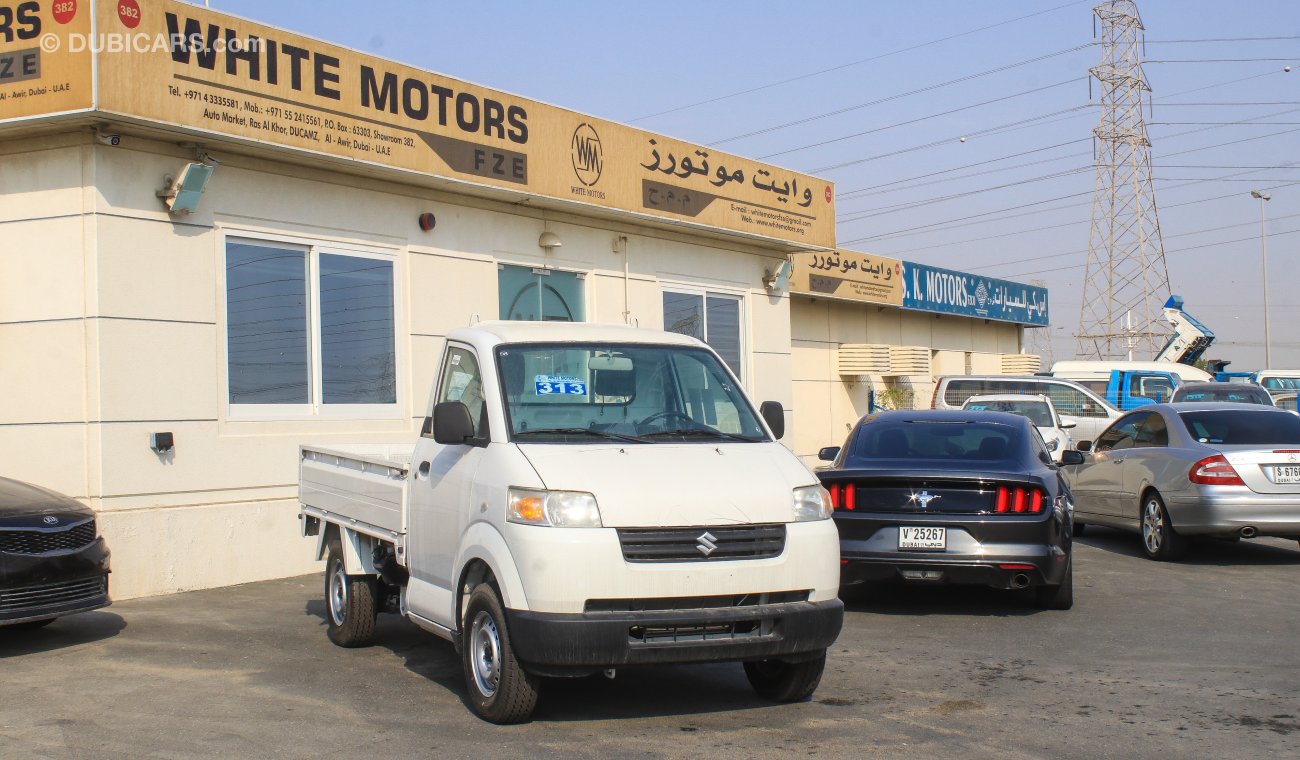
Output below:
[1140,492,1187,561]
[325,538,377,647]
[1034,556,1074,610]
[461,584,540,724]
[744,651,827,702]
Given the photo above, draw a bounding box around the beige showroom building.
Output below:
[1,0,1045,599]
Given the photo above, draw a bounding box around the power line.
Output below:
[757,78,1086,159]
[838,167,1091,221]
[712,45,1092,145]
[1146,58,1299,63]
[1144,36,1300,43]
[813,106,1092,174]
[824,70,1289,198]
[966,209,1300,272]
[996,227,1300,279]
[839,147,1092,200]
[838,125,1300,240]
[626,0,1091,122]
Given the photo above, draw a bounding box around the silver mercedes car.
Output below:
[1064,403,1300,560]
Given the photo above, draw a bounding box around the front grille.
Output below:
[630,620,770,644]
[617,524,786,563]
[585,590,809,613]
[0,521,97,555]
[0,577,106,613]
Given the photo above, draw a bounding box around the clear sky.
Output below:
[193,0,1300,370]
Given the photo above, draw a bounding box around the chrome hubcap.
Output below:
[470,611,502,698]
[1142,500,1163,554]
[328,561,348,627]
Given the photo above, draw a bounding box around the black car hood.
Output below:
[0,476,93,522]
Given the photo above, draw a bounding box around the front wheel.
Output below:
[744,651,827,702]
[325,538,377,647]
[461,584,540,724]
[1140,492,1187,561]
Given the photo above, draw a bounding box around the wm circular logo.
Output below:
[571,123,603,187]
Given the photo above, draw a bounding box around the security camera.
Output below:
[96,131,122,147]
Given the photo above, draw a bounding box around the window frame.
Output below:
[660,285,747,384]
[497,263,588,323]
[219,229,405,422]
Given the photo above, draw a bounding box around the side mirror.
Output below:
[1059,416,1078,429]
[1060,450,1086,466]
[818,446,840,462]
[1075,440,1093,453]
[432,401,475,445]
[759,401,785,440]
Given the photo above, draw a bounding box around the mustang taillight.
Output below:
[994,485,1044,514]
[828,482,856,511]
[1189,455,1245,486]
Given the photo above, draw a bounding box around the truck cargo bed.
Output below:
[299,444,415,538]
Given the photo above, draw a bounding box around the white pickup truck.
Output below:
[299,322,843,723]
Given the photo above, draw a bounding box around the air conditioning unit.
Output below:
[1001,354,1043,375]
[837,344,890,376]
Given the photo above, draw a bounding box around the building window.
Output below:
[225,237,397,414]
[498,265,585,322]
[662,289,743,381]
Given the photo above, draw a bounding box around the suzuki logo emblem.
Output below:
[43,516,59,525]
[696,531,719,557]
[913,491,942,509]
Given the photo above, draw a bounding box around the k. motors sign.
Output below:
[1,0,836,249]
[902,261,1049,326]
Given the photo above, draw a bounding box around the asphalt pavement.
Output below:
[2,530,1297,759]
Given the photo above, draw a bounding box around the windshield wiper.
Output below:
[640,428,764,442]
[514,427,650,443]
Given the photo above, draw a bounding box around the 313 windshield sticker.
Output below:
[534,375,587,396]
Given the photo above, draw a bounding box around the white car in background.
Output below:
[962,394,1076,462]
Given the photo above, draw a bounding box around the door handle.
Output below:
[417,461,431,478]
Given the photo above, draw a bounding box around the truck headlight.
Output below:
[793,485,833,521]
[507,488,602,528]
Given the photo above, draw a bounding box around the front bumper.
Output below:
[1,537,112,625]
[1166,488,1300,537]
[505,598,843,675]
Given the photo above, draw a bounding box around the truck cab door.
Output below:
[406,343,490,628]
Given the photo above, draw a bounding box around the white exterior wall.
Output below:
[790,296,1022,463]
[0,132,792,599]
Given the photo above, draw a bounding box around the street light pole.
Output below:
[1251,190,1272,369]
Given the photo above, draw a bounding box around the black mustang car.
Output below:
[0,476,111,630]
[817,410,1079,609]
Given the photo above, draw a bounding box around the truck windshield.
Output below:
[495,343,766,443]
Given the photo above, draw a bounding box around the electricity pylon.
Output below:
[1075,0,1171,360]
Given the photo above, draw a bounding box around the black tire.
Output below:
[461,584,540,724]
[1139,491,1187,561]
[325,538,377,647]
[743,651,827,702]
[1034,556,1074,610]
[3,618,55,632]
